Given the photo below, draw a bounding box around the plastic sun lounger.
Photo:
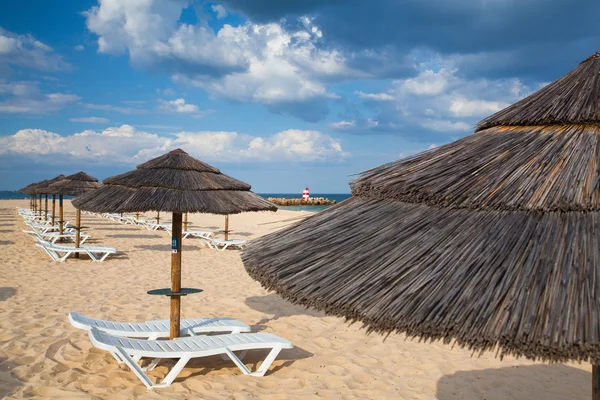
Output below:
[68,312,252,339]
[23,230,90,244]
[182,230,213,239]
[36,241,116,262]
[87,328,293,388]
[202,237,247,251]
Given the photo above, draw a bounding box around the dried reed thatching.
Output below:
[73,149,276,214]
[29,175,66,195]
[17,181,43,194]
[243,50,600,364]
[46,172,100,196]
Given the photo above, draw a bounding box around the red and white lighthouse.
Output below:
[302,187,310,201]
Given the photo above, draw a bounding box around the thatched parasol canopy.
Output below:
[17,181,43,194]
[30,175,66,195]
[243,50,600,364]
[46,172,100,196]
[73,148,276,339]
[72,149,276,214]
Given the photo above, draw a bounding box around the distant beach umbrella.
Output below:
[47,172,100,252]
[17,180,44,212]
[73,149,276,339]
[243,50,600,397]
[20,175,66,219]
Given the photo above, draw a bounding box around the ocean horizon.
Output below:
[0,191,351,212]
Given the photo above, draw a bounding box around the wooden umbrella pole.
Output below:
[170,212,183,339]
[157,211,160,224]
[38,195,42,215]
[51,195,56,225]
[74,209,81,259]
[59,195,64,236]
[44,194,48,221]
[594,364,600,400]
[225,215,229,241]
[184,213,188,231]
[136,212,139,221]
[30,195,33,211]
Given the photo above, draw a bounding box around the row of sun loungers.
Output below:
[17,207,117,262]
[84,211,247,250]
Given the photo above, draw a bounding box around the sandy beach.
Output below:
[0,199,591,399]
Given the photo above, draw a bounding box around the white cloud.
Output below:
[328,118,379,132]
[355,91,394,101]
[401,68,453,96]
[211,4,227,19]
[83,103,147,114]
[0,81,80,114]
[449,98,508,117]
[0,28,70,72]
[0,125,346,164]
[157,98,198,113]
[70,117,110,123]
[74,44,85,51]
[84,0,364,119]
[328,120,355,129]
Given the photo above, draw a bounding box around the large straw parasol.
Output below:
[17,181,44,213]
[243,50,600,396]
[73,149,277,339]
[47,172,100,251]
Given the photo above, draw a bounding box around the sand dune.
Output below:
[0,200,590,399]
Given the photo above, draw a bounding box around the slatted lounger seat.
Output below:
[88,328,293,388]
[182,229,213,239]
[23,230,90,244]
[36,241,116,262]
[202,237,247,251]
[68,312,252,339]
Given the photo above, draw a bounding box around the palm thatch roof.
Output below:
[17,180,43,194]
[73,149,277,214]
[24,175,66,195]
[242,49,600,364]
[46,172,100,196]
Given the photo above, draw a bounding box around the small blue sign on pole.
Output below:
[172,237,179,253]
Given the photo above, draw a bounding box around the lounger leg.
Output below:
[223,349,252,375]
[114,348,155,388]
[87,251,99,262]
[142,358,162,372]
[252,345,283,377]
[154,354,192,388]
[110,351,125,364]
[58,251,71,262]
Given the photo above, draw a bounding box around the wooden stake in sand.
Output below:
[51,195,56,225]
[156,211,160,225]
[74,209,82,258]
[184,213,188,231]
[224,215,229,241]
[170,212,183,339]
[44,194,48,221]
[59,195,64,236]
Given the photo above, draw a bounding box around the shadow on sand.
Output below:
[0,357,22,398]
[436,364,589,400]
[0,241,14,246]
[0,287,16,301]
[245,293,326,332]
[95,227,139,231]
[106,234,163,239]
[134,244,198,252]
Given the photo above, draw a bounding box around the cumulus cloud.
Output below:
[0,80,80,114]
[0,28,70,73]
[0,125,346,165]
[69,117,110,123]
[84,0,367,121]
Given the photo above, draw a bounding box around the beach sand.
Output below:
[0,199,590,399]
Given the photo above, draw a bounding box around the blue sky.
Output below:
[0,0,598,192]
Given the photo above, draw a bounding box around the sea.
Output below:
[0,191,351,212]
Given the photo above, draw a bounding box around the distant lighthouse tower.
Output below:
[302,187,310,201]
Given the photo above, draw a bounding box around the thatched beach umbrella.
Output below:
[47,172,100,252]
[243,50,600,396]
[17,181,43,212]
[73,149,277,339]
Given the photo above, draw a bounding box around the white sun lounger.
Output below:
[182,230,213,239]
[36,241,116,262]
[24,230,90,244]
[68,312,252,339]
[202,237,247,251]
[26,221,73,234]
[88,328,293,388]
